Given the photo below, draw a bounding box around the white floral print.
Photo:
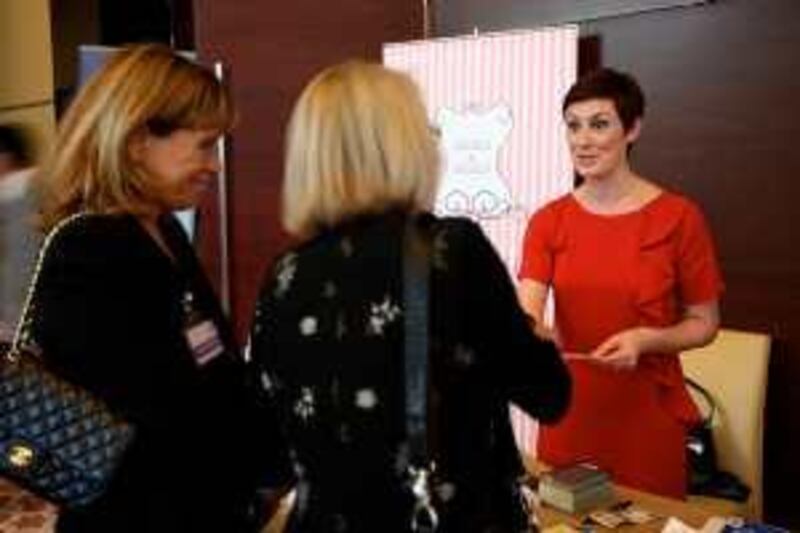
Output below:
[366,295,401,336]
[274,253,298,298]
[294,387,316,422]
[299,316,318,336]
[354,388,379,410]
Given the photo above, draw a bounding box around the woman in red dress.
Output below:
[518,68,723,498]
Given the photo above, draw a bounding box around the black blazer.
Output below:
[32,214,292,533]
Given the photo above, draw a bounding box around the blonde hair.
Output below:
[36,43,234,230]
[282,61,439,238]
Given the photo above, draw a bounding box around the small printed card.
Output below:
[185,320,224,366]
[620,506,656,525]
[588,510,626,529]
[584,504,658,529]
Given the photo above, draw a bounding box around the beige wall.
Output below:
[0,0,55,162]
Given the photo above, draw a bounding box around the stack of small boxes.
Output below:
[538,462,615,515]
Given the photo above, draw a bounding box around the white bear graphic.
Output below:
[434,104,513,219]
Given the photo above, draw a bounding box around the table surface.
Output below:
[260,483,738,533]
[540,482,740,532]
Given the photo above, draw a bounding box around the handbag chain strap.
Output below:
[7,212,89,361]
[686,376,717,426]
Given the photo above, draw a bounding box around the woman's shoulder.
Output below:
[641,190,710,245]
[522,194,575,240]
[645,190,709,230]
[266,211,491,275]
[428,214,487,248]
[292,212,489,265]
[430,213,478,233]
[54,212,138,239]
[34,215,152,300]
[648,189,702,215]
[530,193,575,223]
[426,215,508,273]
[533,193,573,216]
[46,213,143,262]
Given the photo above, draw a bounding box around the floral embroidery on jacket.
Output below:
[299,316,319,336]
[274,253,298,298]
[294,387,316,422]
[323,281,338,298]
[366,295,401,336]
[259,370,275,394]
[354,388,379,410]
[340,237,354,258]
[249,213,570,531]
[335,313,347,340]
[452,343,476,367]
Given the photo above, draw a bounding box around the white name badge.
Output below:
[185,320,225,366]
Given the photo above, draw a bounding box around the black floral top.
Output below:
[251,211,570,532]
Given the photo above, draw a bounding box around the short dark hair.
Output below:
[0,124,32,167]
[562,68,645,131]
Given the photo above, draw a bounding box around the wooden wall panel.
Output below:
[437,0,800,527]
[0,0,54,108]
[193,0,423,339]
[435,0,709,36]
[0,0,55,152]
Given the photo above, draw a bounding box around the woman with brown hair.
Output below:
[32,44,292,532]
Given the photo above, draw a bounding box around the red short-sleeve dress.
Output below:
[518,191,723,498]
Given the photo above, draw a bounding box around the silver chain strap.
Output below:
[7,213,90,361]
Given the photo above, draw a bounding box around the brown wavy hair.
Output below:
[36,44,234,230]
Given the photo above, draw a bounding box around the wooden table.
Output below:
[540,483,740,532]
[262,484,738,533]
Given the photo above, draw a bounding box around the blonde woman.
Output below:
[32,44,292,532]
[249,61,570,532]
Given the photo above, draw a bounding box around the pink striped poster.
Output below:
[384,27,577,460]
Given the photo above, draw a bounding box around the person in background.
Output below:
[32,44,293,532]
[0,124,39,341]
[0,124,32,176]
[249,60,571,532]
[518,68,723,498]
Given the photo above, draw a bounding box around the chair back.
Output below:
[680,328,771,519]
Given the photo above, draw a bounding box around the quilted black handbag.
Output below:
[0,214,135,507]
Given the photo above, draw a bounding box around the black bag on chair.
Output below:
[0,214,135,507]
[686,377,719,492]
[685,377,750,502]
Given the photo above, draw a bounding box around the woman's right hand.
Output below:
[518,279,560,345]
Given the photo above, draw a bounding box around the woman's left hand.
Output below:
[589,328,647,370]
